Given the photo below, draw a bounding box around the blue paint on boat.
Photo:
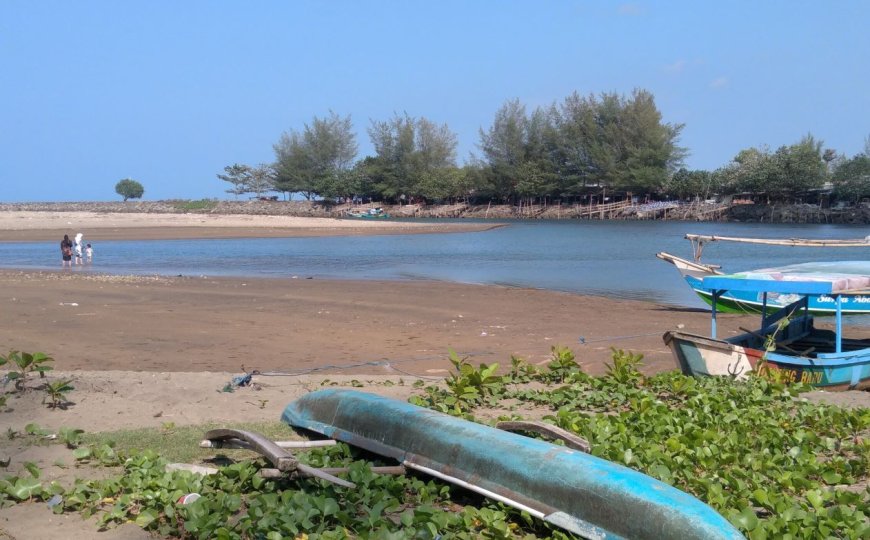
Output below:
[666,269,870,390]
[687,273,870,315]
[282,389,744,540]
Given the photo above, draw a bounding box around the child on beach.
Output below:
[85,243,93,263]
[73,233,84,265]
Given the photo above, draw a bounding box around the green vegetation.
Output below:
[170,198,218,211]
[114,178,145,201]
[1,349,867,538]
[83,421,295,464]
[220,90,870,206]
[0,350,53,391]
[1,349,72,410]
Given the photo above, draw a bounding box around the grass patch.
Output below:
[169,198,218,212]
[82,420,294,463]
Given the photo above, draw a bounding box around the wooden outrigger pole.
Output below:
[685,233,870,262]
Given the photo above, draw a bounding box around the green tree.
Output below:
[114,178,144,201]
[272,132,315,199]
[217,164,276,198]
[366,113,458,202]
[478,100,561,202]
[666,168,715,200]
[273,111,357,200]
[770,134,826,198]
[716,136,825,201]
[217,163,253,198]
[832,154,870,203]
[248,164,276,198]
[480,90,685,202]
[603,89,686,194]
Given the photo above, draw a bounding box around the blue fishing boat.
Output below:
[282,389,744,539]
[664,266,870,390]
[657,234,870,315]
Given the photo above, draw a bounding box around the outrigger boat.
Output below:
[193,392,743,538]
[346,207,390,219]
[664,268,870,390]
[657,233,870,315]
[274,389,744,539]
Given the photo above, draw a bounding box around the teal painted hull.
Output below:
[685,274,870,316]
[664,331,870,391]
[282,389,744,540]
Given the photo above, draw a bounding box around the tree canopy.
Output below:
[832,154,870,203]
[273,111,357,200]
[115,178,144,201]
[713,135,826,201]
[213,90,870,207]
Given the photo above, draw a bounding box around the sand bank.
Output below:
[0,211,500,241]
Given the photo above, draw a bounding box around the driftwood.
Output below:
[496,420,591,453]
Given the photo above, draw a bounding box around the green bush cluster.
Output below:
[1,348,867,539]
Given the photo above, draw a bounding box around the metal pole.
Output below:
[836,295,843,353]
[711,291,719,339]
[761,292,768,329]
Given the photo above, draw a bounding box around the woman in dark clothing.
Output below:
[60,234,73,268]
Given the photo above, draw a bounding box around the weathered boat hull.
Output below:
[282,389,744,540]
[664,330,870,390]
[657,252,870,315]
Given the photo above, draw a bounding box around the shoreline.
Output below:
[0,211,503,242]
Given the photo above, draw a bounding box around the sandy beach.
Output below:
[0,211,500,241]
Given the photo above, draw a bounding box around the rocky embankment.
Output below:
[1,200,869,223]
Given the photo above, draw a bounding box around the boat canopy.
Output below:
[701,262,870,295]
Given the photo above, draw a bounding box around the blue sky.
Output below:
[2,1,868,202]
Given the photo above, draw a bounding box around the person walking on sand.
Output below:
[60,234,73,268]
[85,243,93,263]
[73,233,84,265]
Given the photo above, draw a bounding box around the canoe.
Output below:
[282,389,744,539]
[663,269,870,390]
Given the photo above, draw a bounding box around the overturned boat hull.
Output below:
[282,389,743,540]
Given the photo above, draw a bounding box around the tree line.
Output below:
[217,89,870,205]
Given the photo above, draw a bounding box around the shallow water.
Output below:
[1,220,868,309]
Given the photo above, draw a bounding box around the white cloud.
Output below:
[665,60,686,73]
[710,77,728,89]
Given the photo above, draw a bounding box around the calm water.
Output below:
[1,220,868,308]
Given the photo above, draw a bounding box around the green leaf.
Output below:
[752,489,769,506]
[24,461,41,479]
[322,497,339,517]
[731,507,759,531]
[135,508,158,528]
[72,447,92,460]
[821,471,842,485]
[10,477,42,500]
[805,490,825,510]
